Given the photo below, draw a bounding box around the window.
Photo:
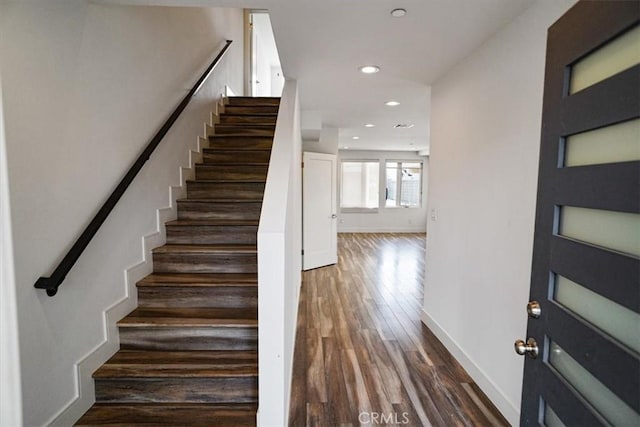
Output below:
[340,161,380,211]
[385,161,422,207]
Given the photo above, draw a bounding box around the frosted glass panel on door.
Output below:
[570,24,640,94]
[549,342,640,427]
[544,403,566,427]
[559,206,640,257]
[564,119,640,167]
[555,275,640,354]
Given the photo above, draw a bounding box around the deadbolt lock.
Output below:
[514,338,539,358]
[527,301,541,318]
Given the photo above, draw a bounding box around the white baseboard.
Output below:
[337,227,427,233]
[420,309,519,426]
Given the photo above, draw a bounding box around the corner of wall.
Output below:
[0,69,24,427]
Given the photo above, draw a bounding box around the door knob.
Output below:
[527,301,541,318]
[331,214,338,219]
[514,338,539,358]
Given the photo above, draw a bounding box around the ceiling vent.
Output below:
[394,123,414,129]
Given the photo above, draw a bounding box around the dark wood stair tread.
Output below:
[214,124,275,128]
[216,122,276,125]
[177,198,263,203]
[226,96,279,105]
[94,365,255,378]
[203,146,271,149]
[227,96,280,101]
[186,179,266,183]
[165,219,259,226]
[194,163,269,167]
[199,162,270,167]
[76,403,257,426]
[221,112,278,117]
[94,351,257,378]
[220,111,278,117]
[153,244,257,254]
[202,145,271,154]
[104,350,257,364]
[210,133,274,138]
[121,307,257,318]
[137,273,257,288]
[118,308,258,327]
[203,146,272,151]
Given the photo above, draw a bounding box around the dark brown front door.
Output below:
[519,1,639,425]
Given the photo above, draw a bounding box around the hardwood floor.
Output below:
[289,233,509,427]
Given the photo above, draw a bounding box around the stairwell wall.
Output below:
[258,79,302,427]
[0,2,243,425]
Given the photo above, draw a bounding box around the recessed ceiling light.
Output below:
[391,8,407,18]
[365,123,375,128]
[385,101,400,106]
[359,65,380,74]
[352,136,360,140]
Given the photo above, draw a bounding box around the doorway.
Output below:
[245,10,284,97]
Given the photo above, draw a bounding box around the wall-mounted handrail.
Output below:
[34,40,233,297]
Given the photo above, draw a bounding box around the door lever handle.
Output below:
[527,301,541,318]
[330,214,338,219]
[514,338,539,358]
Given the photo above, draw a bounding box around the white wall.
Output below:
[302,126,339,155]
[338,150,428,233]
[257,79,302,427]
[271,65,284,96]
[0,67,23,427]
[422,0,576,424]
[0,2,243,425]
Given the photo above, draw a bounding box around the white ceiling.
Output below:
[98,0,537,151]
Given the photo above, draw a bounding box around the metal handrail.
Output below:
[34,40,233,296]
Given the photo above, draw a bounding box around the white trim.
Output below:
[338,227,427,233]
[421,309,520,426]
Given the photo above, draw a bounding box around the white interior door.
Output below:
[303,152,337,270]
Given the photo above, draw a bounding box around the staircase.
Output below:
[76,97,279,426]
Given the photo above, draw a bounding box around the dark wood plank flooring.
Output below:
[289,233,509,427]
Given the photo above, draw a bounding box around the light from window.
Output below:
[340,161,380,210]
[385,161,422,207]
